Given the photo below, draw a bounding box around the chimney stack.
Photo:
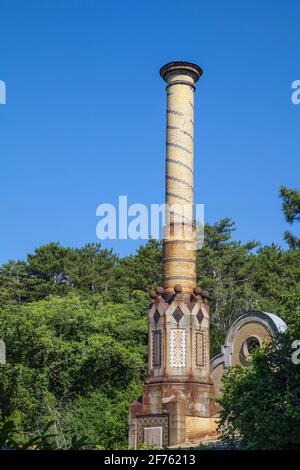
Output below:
[129,62,216,450]
[160,62,202,295]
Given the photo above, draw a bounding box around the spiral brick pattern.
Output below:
[160,62,202,294]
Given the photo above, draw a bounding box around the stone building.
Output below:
[128,61,286,449]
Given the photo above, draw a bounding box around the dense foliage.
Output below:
[217,187,300,450]
[218,306,300,449]
[0,187,299,449]
[0,293,147,449]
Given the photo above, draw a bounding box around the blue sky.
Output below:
[0,0,299,264]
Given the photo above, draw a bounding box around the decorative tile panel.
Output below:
[195,330,206,368]
[152,330,162,368]
[136,415,169,448]
[170,328,186,368]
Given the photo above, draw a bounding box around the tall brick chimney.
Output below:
[128,62,217,449]
[160,62,202,295]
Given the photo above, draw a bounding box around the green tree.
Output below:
[0,261,35,304]
[196,219,300,355]
[280,186,300,249]
[113,238,163,293]
[0,294,147,449]
[26,242,76,298]
[71,243,117,293]
[197,219,259,353]
[0,242,118,304]
[63,385,141,449]
[218,328,300,449]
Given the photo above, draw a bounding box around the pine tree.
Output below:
[280,186,300,250]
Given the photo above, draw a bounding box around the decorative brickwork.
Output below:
[172,307,184,324]
[170,328,186,367]
[136,415,169,448]
[152,330,162,368]
[196,309,204,324]
[195,330,206,368]
[128,63,218,449]
[153,309,160,324]
[162,64,201,294]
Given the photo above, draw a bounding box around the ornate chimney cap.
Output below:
[160,61,203,83]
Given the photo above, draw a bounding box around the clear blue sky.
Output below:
[0,0,299,264]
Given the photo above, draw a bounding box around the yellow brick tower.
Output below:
[161,62,202,295]
[129,62,217,449]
